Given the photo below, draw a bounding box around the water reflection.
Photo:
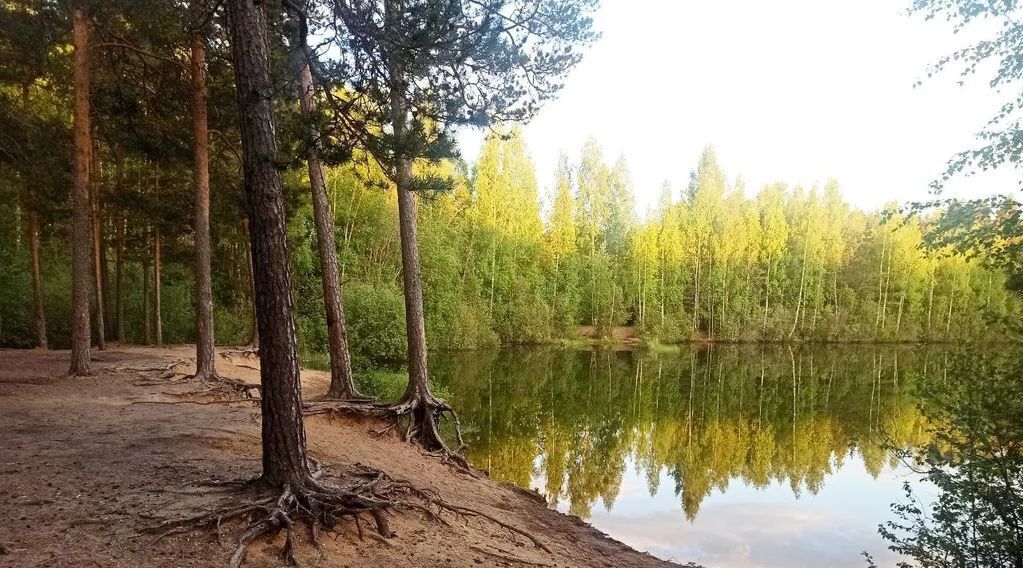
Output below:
[430,345,946,566]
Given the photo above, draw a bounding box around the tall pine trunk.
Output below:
[91,167,106,350]
[115,216,125,342]
[190,24,217,378]
[154,228,163,347]
[390,64,431,403]
[295,58,358,399]
[144,257,152,345]
[228,0,311,487]
[69,4,92,376]
[28,211,47,349]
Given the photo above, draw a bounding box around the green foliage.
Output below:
[870,352,1023,568]
[909,0,1023,188]
[342,283,407,362]
[354,368,454,402]
[356,369,410,401]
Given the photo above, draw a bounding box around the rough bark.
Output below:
[295,61,360,400]
[144,258,152,345]
[243,218,259,348]
[91,169,106,350]
[154,228,163,347]
[116,216,125,343]
[100,205,111,337]
[69,5,92,376]
[228,0,311,487]
[190,25,218,379]
[28,211,47,349]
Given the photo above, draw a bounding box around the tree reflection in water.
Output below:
[431,345,948,520]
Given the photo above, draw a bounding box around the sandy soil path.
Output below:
[0,346,684,568]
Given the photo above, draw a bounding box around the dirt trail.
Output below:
[0,346,682,568]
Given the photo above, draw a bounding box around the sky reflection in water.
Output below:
[431,345,944,567]
[575,453,918,567]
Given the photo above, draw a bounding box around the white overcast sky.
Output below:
[456,0,1020,215]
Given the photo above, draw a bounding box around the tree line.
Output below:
[4,128,1021,361]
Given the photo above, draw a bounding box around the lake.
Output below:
[429,344,968,568]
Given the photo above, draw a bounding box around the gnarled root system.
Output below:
[146,464,546,567]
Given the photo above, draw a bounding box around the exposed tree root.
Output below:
[470,544,554,566]
[305,391,473,474]
[218,347,259,359]
[318,392,376,403]
[118,355,260,400]
[146,464,547,567]
[190,374,261,399]
[132,398,259,407]
[111,359,188,382]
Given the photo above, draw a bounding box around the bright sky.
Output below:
[457,0,1020,215]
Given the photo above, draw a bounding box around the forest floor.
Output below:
[0,345,686,568]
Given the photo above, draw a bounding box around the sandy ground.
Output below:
[0,345,684,568]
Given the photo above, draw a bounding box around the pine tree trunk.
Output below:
[28,211,47,349]
[69,5,92,376]
[295,59,357,399]
[389,62,431,403]
[243,218,259,348]
[154,228,163,347]
[144,257,152,345]
[100,210,111,338]
[91,167,106,350]
[115,216,125,343]
[228,0,311,487]
[191,26,217,378]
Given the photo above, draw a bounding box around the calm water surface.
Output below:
[429,345,969,568]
